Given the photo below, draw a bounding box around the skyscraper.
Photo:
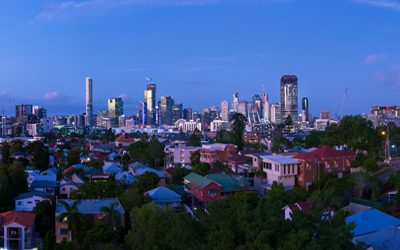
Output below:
[262,91,270,122]
[237,101,248,117]
[280,75,298,123]
[172,104,183,123]
[138,101,146,125]
[85,77,93,127]
[232,92,239,113]
[108,97,124,118]
[183,108,193,121]
[252,94,262,117]
[160,96,174,125]
[271,103,282,124]
[220,100,229,121]
[301,97,309,122]
[15,104,33,123]
[144,83,156,126]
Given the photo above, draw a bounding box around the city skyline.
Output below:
[1,0,400,115]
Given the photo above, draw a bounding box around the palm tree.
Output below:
[58,200,84,242]
[100,202,121,229]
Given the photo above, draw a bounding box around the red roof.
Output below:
[0,211,36,227]
[116,133,135,143]
[287,201,313,211]
[294,146,355,160]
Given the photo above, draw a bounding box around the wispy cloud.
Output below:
[375,64,400,89]
[353,0,400,10]
[363,53,388,65]
[31,0,225,23]
[44,91,60,100]
[0,91,7,96]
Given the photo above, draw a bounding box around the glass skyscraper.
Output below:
[280,75,298,123]
[144,83,156,126]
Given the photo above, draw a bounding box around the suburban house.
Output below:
[293,146,356,189]
[282,201,313,220]
[259,154,300,189]
[30,180,57,195]
[199,143,238,164]
[165,145,200,166]
[27,167,57,188]
[205,173,252,198]
[227,154,252,174]
[115,171,137,185]
[59,178,84,199]
[145,186,182,210]
[102,162,122,175]
[128,162,166,185]
[55,198,125,243]
[184,173,222,203]
[14,191,51,212]
[346,209,400,248]
[115,132,137,147]
[0,211,37,250]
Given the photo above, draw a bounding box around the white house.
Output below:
[0,211,37,250]
[14,192,51,212]
[259,155,300,188]
[166,145,200,167]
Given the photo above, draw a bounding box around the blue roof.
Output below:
[14,191,52,200]
[56,198,125,215]
[31,180,57,188]
[145,186,181,204]
[346,209,400,237]
[116,171,137,184]
[355,225,400,250]
[103,163,122,174]
[135,167,166,178]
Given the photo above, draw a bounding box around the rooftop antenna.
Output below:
[339,88,348,119]
[145,76,152,83]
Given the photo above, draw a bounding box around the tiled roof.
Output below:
[294,146,355,160]
[0,211,36,227]
[206,173,251,192]
[115,133,135,143]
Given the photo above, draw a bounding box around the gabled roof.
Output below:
[345,209,400,237]
[134,166,166,178]
[0,211,36,227]
[14,191,52,200]
[31,180,57,188]
[184,172,215,188]
[355,225,400,250]
[285,201,313,211]
[206,173,251,192]
[294,146,355,160]
[56,198,125,216]
[115,132,135,143]
[145,186,181,204]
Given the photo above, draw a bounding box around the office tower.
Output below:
[108,97,124,118]
[220,100,229,121]
[118,115,126,127]
[156,102,161,126]
[32,105,47,119]
[144,83,156,125]
[232,92,239,113]
[160,96,175,125]
[138,101,146,125]
[183,108,193,120]
[172,104,183,123]
[301,97,309,122]
[201,108,211,127]
[237,101,248,117]
[320,111,330,120]
[262,91,270,122]
[85,77,93,127]
[15,104,33,123]
[252,95,262,117]
[271,103,282,124]
[280,75,298,123]
[210,106,218,122]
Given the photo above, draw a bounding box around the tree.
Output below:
[187,128,202,146]
[100,202,121,229]
[192,163,211,176]
[1,142,11,165]
[304,131,324,148]
[190,150,200,166]
[119,187,147,213]
[170,166,190,184]
[35,200,55,238]
[147,136,165,167]
[83,222,119,250]
[43,230,56,250]
[126,204,201,250]
[67,148,81,166]
[215,129,234,144]
[57,200,85,244]
[28,141,50,171]
[70,179,124,199]
[284,115,293,126]
[136,172,160,192]
[230,113,247,151]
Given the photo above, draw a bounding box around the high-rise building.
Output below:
[252,95,262,117]
[262,91,270,122]
[237,101,248,117]
[172,104,183,123]
[271,103,282,124]
[15,104,34,124]
[280,75,298,123]
[232,92,239,113]
[183,108,193,121]
[138,101,146,125]
[33,105,47,119]
[160,96,175,125]
[108,97,124,118]
[220,100,229,121]
[301,97,309,122]
[85,77,93,127]
[144,83,156,126]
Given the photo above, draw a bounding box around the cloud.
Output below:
[0,91,7,96]
[363,53,387,65]
[118,93,128,99]
[375,64,400,88]
[353,0,400,10]
[30,0,224,23]
[44,91,60,100]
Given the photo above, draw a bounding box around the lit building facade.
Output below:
[144,83,156,126]
[280,75,298,123]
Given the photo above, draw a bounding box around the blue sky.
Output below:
[0,0,400,116]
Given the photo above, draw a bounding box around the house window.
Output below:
[27,201,32,204]
[17,201,22,206]
[60,228,69,235]
[208,189,217,198]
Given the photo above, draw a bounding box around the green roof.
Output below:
[206,173,246,192]
[185,172,213,187]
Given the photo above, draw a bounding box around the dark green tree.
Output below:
[187,128,202,146]
[230,113,247,151]
[34,200,55,238]
[67,148,81,166]
[192,163,211,176]
[1,142,11,165]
